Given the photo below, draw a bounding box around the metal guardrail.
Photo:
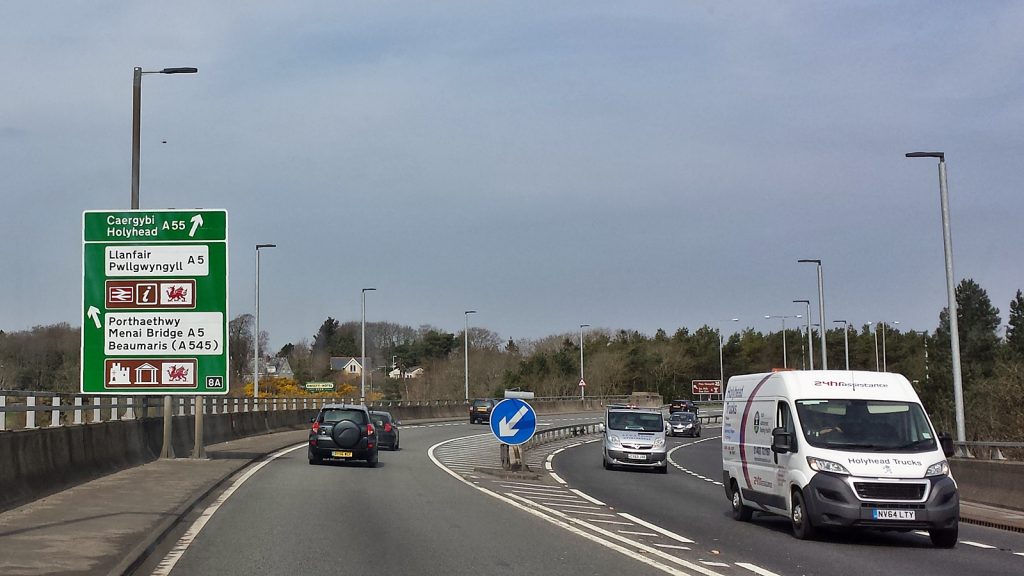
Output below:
[0,391,629,432]
[954,441,1024,461]
[527,421,604,449]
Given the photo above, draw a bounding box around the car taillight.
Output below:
[384,423,392,433]
[312,421,320,433]
[367,422,375,436]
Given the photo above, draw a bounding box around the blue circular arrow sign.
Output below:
[489,398,537,446]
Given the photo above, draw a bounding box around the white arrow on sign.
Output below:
[188,214,204,237]
[86,306,102,329]
[498,405,530,437]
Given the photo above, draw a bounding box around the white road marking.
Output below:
[618,513,695,544]
[427,440,696,576]
[499,480,561,490]
[150,443,307,576]
[510,493,580,502]
[541,502,603,510]
[571,488,607,506]
[961,541,997,549]
[549,472,567,484]
[666,437,724,486]
[586,519,637,526]
[700,561,730,567]
[653,543,691,551]
[913,530,929,537]
[499,484,567,493]
[620,530,659,537]
[735,562,783,576]
[1014,552,1024,557]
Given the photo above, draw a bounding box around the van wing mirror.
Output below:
[771,427,793,454]
[939,432,955,458]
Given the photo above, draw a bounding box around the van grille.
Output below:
[854,482,926,501]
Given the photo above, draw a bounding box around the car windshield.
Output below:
[796,400,937,452]
[670,413,695,422]
[608,412,664,432]
[321,409,367,425]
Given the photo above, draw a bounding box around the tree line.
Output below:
[3,279,1023,440]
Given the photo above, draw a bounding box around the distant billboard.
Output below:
[304,381,335,392]
[691,379,721,395]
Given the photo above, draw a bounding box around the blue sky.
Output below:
[2,2,1022,349]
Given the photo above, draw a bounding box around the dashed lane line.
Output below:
[735,562,783,576]
[667,436,723,486]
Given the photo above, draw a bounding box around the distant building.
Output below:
[388,366,425,379]
[330,356,369,376]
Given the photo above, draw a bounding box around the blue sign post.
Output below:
[489,398,537,446]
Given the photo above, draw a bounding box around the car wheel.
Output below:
[657,463,668,474]
[791,489,817,540]
[730,481,753,521]
[929,520,958,548]
[602,454,612,470]
[308,448,322,466]
[367,451,379,468]
[697,429,701,437]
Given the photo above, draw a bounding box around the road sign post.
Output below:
[81,209,228,457]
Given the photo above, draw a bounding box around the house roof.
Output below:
[330,356,369,371]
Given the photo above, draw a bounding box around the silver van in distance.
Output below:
[603,406,668,473]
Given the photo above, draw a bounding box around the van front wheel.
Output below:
[791,489,817,540]
[929,521,958,548]
[730,481,752,521]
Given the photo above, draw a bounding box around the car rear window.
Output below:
[371,412,391,425]
[320,409,367,424]
[472,400,490,408]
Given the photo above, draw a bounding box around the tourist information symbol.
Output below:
[81,209,229,394]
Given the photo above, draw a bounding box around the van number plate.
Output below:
[872,509,916,520]
[626,453,647,461]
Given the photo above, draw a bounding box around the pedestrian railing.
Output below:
[0,391,628,432]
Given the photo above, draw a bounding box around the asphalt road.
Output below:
[144,414,670,576]
[555,423,1024,576]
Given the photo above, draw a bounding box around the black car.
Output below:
[668,411,701,437]
[469,399,498,424]
[370,410,401,450]
[308,404,379,466]
[669,399,698,415]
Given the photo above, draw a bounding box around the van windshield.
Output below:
[608,411,664,432]
[796,400,937,452]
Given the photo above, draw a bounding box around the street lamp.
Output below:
[253,244,276,400]
[464,310,477,401]
[132,67,198,210]
[719,318,739,390]
[798,259,828,370]
[132,66,197,461]
[765,314,801,369]
[906,151,966,443]
[880,320,900,372]
[793,300,813,370]
[361,288,376,403]
[832,320,850,370]
[579,324,590,399]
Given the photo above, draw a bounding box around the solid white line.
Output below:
[960,541,996,549]
[619,530,659,537]
[151,443,307,576]
[571,488,607,506]
[549,472,567,484]
[513,494,581,504]
[587,519,637,526]
[545,461,553,470]
[1014,552,1024,557]
[498,481,563,490]
[569,511,618,518]
[427,440,695,576]
[618,513,695,544]
[540,502,603,510]
[653,543,691,551]
[499,485,567,494]
[700,561,730,567]
[735,562,783,576]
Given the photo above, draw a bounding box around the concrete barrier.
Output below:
[950,459,1024,511]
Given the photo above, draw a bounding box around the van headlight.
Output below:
[654,438,665,448]
[807,456,850,475]
[925,460,950,477]
[609,436,622,447]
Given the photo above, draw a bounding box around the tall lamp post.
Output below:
[719,318,739,390]
[907,151,966,443]
[579,324,590,399]
[765,314,801,369]
[253,244,276,401]
[464,310,477,401]
[798,259,827,369]
[793,300,813,370]
[361,288,376,403]
[132,66,198,460]
[880,320,899,372]
[832,320,850,370]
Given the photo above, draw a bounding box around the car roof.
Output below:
[321,403,368,411]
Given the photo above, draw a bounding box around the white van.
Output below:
[603,405,668,473]
[721,370,959,547]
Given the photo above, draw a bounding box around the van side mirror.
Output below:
[771,427,793,454]
[939,432,955,458]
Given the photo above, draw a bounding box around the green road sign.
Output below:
[81,209,229,395]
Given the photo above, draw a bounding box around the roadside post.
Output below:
[81,209,229,459]
[490,398,538,471]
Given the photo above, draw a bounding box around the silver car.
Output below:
[602,407,668,473]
